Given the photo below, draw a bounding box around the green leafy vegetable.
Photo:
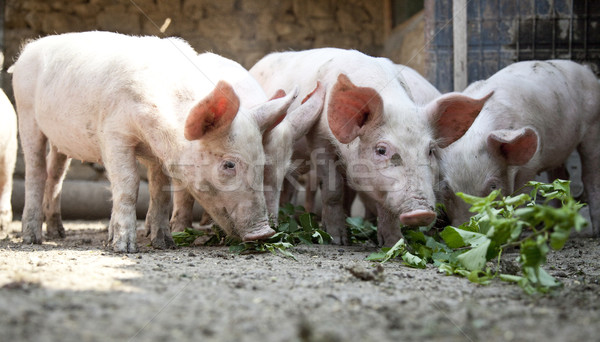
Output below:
[367,179,586,294]
[172,203,332,259]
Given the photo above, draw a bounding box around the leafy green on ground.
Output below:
[366,179,586,294]
[346,216,378,244]
[172,203,331,259]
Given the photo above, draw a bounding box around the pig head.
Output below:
[170,80,299,241]
[327,74,493,228]
[440,125,539,227]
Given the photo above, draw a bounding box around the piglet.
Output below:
[439,60,600,236]
[0,89,17,230]
[251,48,490,244]
[11,31,295,252]
[170,81,326,231]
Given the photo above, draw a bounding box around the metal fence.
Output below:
[427,0,600,92]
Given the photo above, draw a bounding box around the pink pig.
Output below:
[11,31,296,252]
[439,60,600,236]
[169,80,326,231]
[250,48,491,244]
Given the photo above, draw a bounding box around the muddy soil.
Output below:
[0,221,599,342]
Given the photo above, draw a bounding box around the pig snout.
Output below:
[400,209,436,227]
[241,221,276,241]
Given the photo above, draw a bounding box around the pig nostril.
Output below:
[400,210,436,227]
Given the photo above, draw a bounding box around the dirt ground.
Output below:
[0,221,599,342]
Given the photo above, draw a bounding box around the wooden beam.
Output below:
[453,0,468,91]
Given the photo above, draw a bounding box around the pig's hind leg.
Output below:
[578,123,600,237]
[43,144,71,239]
[19,119,47,244]
[144,161,176,249]
[169,188,194,233]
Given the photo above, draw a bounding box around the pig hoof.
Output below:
[113,241,137,253]
[46,218,66,239]
[242,226,276,241]
[400,210,436,227]
[169,221,188,233]
[151,235,177,250]
[22,233,42,245]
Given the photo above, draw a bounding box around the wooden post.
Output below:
[453,0,468,91]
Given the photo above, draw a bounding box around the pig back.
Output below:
[11,32,203,162]
[461,60,600,167]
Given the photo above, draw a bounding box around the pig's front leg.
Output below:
[170,187,194,233]
[579,124,600,237]
[314,147,348,245]
[20,120,47,244]
[42,144,71,239]
[376,203,404,247]
[144,161,176,249]
[103,143,140,253]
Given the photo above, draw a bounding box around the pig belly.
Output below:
[35,109,103,162]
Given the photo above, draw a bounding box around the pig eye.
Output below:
[222,160,236,170]
[483,177,501,195]
[375,146,387,156]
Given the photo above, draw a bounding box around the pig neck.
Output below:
[134,110,190,173]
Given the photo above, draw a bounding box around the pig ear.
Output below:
[184,81,240,141]
[269,89,287,100]
[328,74,383,144]
[487,127,538,165]
[427,91,493,148]
[253,86,299,133]
[265,89,288,132]
[286,82,326,141]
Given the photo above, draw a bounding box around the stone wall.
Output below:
[3,0,385,83]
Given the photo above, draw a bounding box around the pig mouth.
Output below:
[241,220,276,241]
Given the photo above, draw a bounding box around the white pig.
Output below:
[11,31,297,252]
[0,89,17,229]
[169,78,326,232]
[368,64,443,245]
[439,60,600,236]
[250,48,492,244]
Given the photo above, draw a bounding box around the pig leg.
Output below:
[0,139,16,230]
[279,177,296,207]
[304,168,318,214]
[20,119,47,244]
[170,187,194,233]
[43,144,71,239]
[314,147,348,245]
[144,161,176,249]
[103,143,140,253]
[376,203,404,247]
[343,183,356,217]
[578,124,600,237]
